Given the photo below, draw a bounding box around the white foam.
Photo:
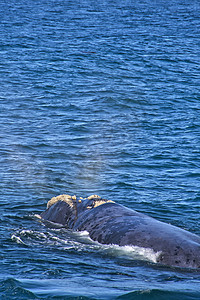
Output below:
[20,230,48,239]
[34,214,42,219]
[75,230,162,263]
[111,244,162,263]
[12,225,161,264]
[77,230,90,237]
[11,234,26,245]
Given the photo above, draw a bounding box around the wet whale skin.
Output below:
[40,196,200,269]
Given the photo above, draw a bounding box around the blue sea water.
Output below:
[0,0,200,298]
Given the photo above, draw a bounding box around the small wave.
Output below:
[113,244,161,264]
[20,229,47,239]
[0,278,37,299]
[11,234,26,245]
[117,289,200,300]
[97,242,161,264]
[11,229,53,247]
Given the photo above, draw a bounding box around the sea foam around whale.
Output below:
[78,230,162,264]
[11,228,161,264]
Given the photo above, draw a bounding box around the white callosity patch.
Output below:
[86,194,115,209]
[86,199,115,209]
[46,194,115,210]
[87,194,101,200]
[47,194,75,209]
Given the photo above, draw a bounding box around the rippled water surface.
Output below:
[0,0,200,298]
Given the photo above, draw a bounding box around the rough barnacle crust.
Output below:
[87,194,101,200]
[92,199,114,208]
[47,194,74,209]
[87,194,115,209]
[46,194,115,210]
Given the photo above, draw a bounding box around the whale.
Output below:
[39,194,200,269]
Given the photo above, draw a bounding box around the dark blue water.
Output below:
[1,0,200,298]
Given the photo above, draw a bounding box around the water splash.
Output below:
[11,228,161,264]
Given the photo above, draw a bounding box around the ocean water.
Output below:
[0,0,200,298]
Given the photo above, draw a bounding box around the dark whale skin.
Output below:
[40,197,200,269]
